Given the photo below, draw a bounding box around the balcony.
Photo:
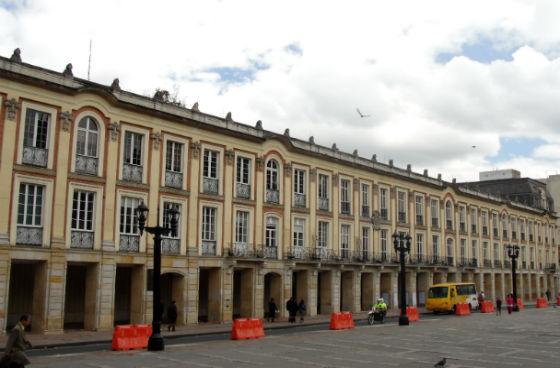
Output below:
[431,218,439,228]
[545,263,557,272]
[22,146,48,167]
[287,245,306,260]
[340,248,350,260]
[356,250,369,262]
[233,183,250,199]
[428,255,446,266]
[201,240,217,256]
[446,256,454,266]
[294,193,306,208]
[161,238,180,254]
[230,242,252,257]
[262,245,278,259]
[16,226,43,246]
[122,163,143,183]
[458,257,467,267]
[408,254,428,265]
[318,197,329,211]
[416,215,424,226]
[119,234,139,252]
[340,202,351,215]
[380,208,388,220]
[493,259,502,268]
[313,247,330,260]
[398,212,406,224]
[70,230,94,249]
[202,177,219,195]
[75,155,98,176]
[361,206,370,218]
[266,189,279,204]
[165,170,183,189]
[469,258,478,268]
[483,259,492,268]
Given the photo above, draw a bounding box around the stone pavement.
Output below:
[27,307,560,367]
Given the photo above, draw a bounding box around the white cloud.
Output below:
[2,0,560,181]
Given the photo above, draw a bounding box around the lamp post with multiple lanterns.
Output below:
[392,232,411,326]
[506,244,520,312]
[136,202,180,351]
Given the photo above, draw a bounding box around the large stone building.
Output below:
[0,49,558,333]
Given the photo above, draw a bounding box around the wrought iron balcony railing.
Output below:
[361,206,370,218]
[266,189,279,204]
[22,146,48,167]
[122,163,143,183]
[202,177,219,195]
[262,245,278,259]
[483,259,492,268]
[236,183,251,199]
[161,238,180,254]
[380,208,388,220]
[294,193,306,207]
[70,230,94,249]
[16,226,43,246]
[201,240,217,255]
[398,212,406,224]
[431,218,439,228]
[75,155,98,176]
[165,170,183,189]
[119,234,140,252]
[340,202,351,215]
[493,259,502,268]
[318,197,329,211]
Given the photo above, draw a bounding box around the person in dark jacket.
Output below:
[167,301,178,332]
[2,314,32,367]
[267,298,278,322]
[286,297,298,323]
[298,299,306,322]
[495,296,502,316]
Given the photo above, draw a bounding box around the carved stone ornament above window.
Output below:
[109,122,120,141]
[4,98,20,121]
[191,142,201,159]
[225,149,235,165]
[151,132,162,150]
[60,111,73,132]
[284,163,292,176]
[256,157,264,171]
[309,168,317,181]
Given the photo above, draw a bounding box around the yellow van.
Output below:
[426,282,478,313]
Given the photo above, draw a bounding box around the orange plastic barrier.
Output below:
[329,311,355,330]
[557,297,560,307]
[516,298,525,310]
[455,303,471,316]
[405,306,419,322]
[231,318,265,340]
[536,298,549,308]
[112,324,151,351]
[480,300,494,313]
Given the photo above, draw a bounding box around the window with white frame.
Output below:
[415,195,424,226]
[512,218,517,239]
[318,221,328,248]
[416,233,424,260]
[161,202,181,254]
[471,239,478,260]
[340,224,350,258]
[75,116,99,175]
[119,196,140,252]
[265,217,278,248]
[446,238,454,262]
[22,109,50,167]
[165,140,183,188]
[340,179,351,214]
[380,187,389,220]
[293,169,306,207]
[502,214,508,238]
[235,210,249,245]
[432,234,439,258]
[493,243,500,263]
[236,156,251,199]
[16,183,44,245]
[380,229,388,260]
[470,208,477,233]
[460,239,466,261]
[445,201,453,230]
[318,174,329,203]
[201,206,217,255]
[459,206,466,232]
[361,183,370,217]
[293,218,305,248]
[482,241,489,261]
[492,212,499,237]
[122,132,144,182]
[430,199,439,227]
[202,149,219,194]
[70,190,95,249]
[481,210,488,236]
[397,191,407,223]
[362,227,369,256]
[266,160,280,203]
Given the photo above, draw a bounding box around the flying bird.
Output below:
[434,357,447,367]
[356,108,370,118]
[471,145,477,149]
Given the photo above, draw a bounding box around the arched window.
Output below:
[265,159,280,203]
[445,201,453,230]
[75,116,99,175]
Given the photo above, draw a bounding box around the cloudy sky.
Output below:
[2,0,560,181]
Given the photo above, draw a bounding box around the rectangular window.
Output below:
[236,157,251,184]
[293,218,305,247]
[235,210,249,244]
[471,239,478,260]
[397,191,406,223]
[23,109,50,149]
[481,211,488,235]
[430,199,439,227]
[362,227,369,253]
[380,188,389,220]
[340,179,351,214]
[493,212,499,237]
[203,150,219,179]
[460,239,466,259]
[483,241,489,260]
[470,208,477,233]
[202,207,216,241]
[318,221,329,248]
[165,141,183,173]
[265,218,278,248]
[162,202,180,238]
[380,229,388,259]
[493,243,500,262]
[119,197,140,235]
[416,233,424,256]
[361,183,370,216]
[459,206,466,232]
[124,131,143,165]
[294,169,305,195]
[17,183,44,226]
[340,224,350,258]
[318,174,329,199]
[432,235,439,257]
[71,190,95,231]
[415,195,424,226]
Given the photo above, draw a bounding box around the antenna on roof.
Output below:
[87,39,92,80]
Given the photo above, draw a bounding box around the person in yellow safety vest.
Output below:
[374,298,387,316]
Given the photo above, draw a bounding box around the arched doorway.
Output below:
[160,272,185,325]
[263,272,282,319]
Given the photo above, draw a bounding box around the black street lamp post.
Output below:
[506,244,520,312]
[392,232,411,326]
[136,202,179,351]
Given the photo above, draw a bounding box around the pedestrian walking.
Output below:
[298,299,306,322]
[267,298,278,322]
[166,300,178,332]
[478,291,485,310]
[1,314,32,367]
[495,296,502,316]
[286,297,297,323]
[506,294,514,314]
[545,289,551,302]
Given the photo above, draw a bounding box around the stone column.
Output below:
[407,271,417,306]
[102,122,121,251]
[45,253,66,333]
[332,269,341,312]
[0,251,10,332]
[187,142,201,256]
[373,271,381,301]
[536,274,541,299]
[222,267,233,322]
[223,150,234,255]
[391,271,399,310]
[353,270,361,312]
[186,261,199,324]
[283,268,293,318]
[308,269,318,316]
[0,96,18,244]
[96,256,116,330]
[255,157,264,248]
[254,268,264,319]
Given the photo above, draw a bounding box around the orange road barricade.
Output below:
[112,325,146,351]
[231,318,265,340]
[516,298,525,310]
[480,300,494,313]
[134,324,152,348]
[536,298,549,308]
[329,311,355,330]
[455,303,471,316]
[406,306,420,322]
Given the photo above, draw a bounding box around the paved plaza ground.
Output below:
[27,307,560,367]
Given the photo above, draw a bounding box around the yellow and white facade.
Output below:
[0,53,558,333]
